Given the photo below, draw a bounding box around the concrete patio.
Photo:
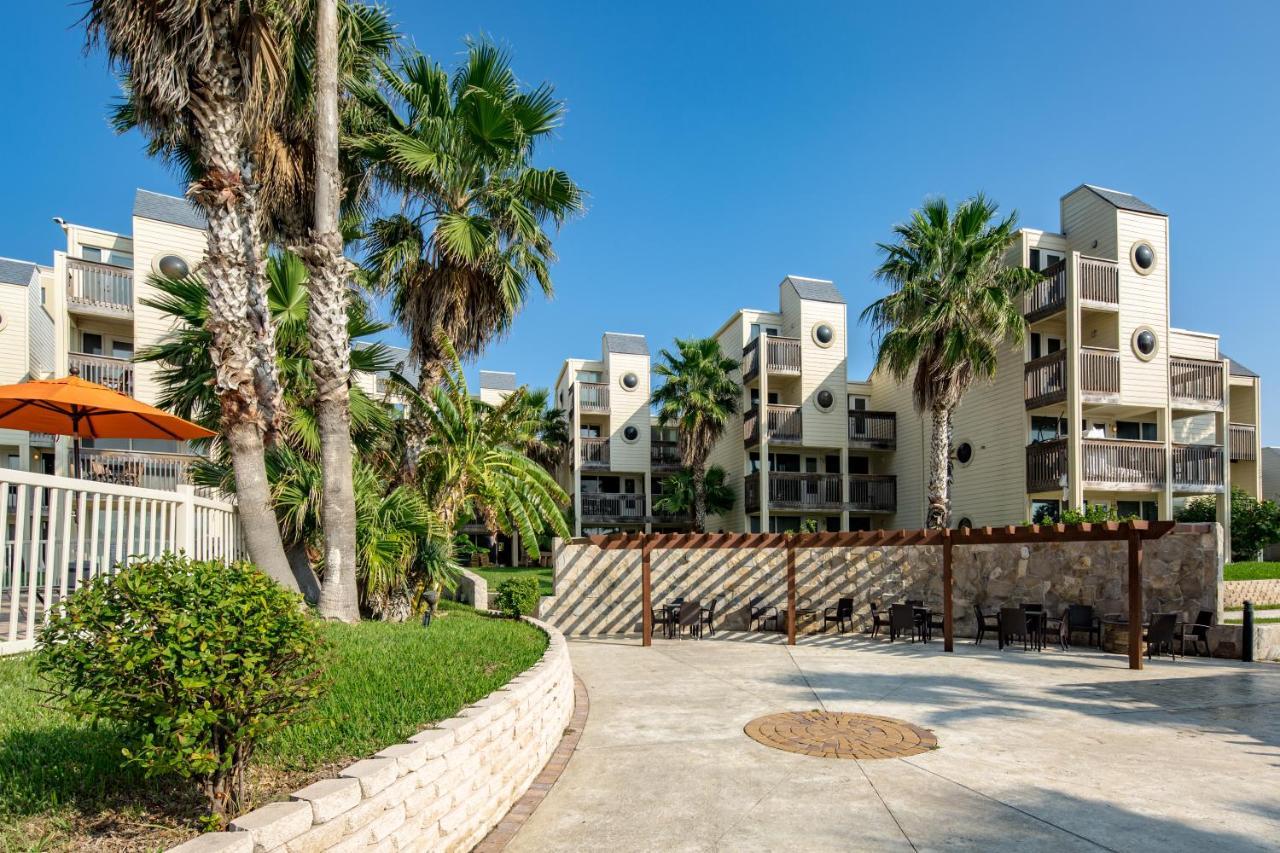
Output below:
[506,634,1280,852]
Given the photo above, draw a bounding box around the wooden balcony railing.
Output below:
[1026,439,1068,493]
[1172,444,1224,491]
[847,411,896,449]
[742,335,802,382]
[580,492,646,520]
[1025,259,1066,320]
[579,436,609,468]
[744,473,896,513]
[1082,439,1166,488]
[1078,256,1120,304]
[78,449,197,492]
[1230,423,1258,462]
[66,257,133,313]
[1024,350,1067,409]
[1170,356,1225,409]
[1080,347,1121,397]
[847,474,897,513]
[69,352,133,396]
[650,440,682,470]
[743,404,802,446]
[577,382,610,413]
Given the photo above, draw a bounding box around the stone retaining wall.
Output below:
[1221,578,1280,608]
[172,617,573,853]
[542,524,1223,639]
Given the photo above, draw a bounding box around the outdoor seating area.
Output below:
[652,596,723,639]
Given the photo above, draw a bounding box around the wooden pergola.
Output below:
[584,520,1177,671]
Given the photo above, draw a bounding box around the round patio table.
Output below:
[1099,614,1149,655]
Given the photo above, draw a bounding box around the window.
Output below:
[773,453,800,473]
[848,456,870,475]
[1029,333,1063,360]
[824,455,840,474]
[955,442,974,465]
[848,395,868,412]
[1116,421,1158,442]
[805,457,818,474]
[1031,500,1061,524]
[1029,249,1063,272]
[111,340,134,360]
[749,389,779,406]
[1116,500,1158,522]
[622,425,639,442]
[81,247,102,262]
[580,424,601,438]
[1030,416,1068,443]
[825,516,841,533]
[576,370,603,383]
[848,516,872,532]
[81,332,103,355]
[815,389,834,410]
[748,324,780,340]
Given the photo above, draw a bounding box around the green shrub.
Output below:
[35,554,325,825]
[1177,487,1280,561]
[495,575,541,618]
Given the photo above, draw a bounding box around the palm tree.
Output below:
[862,195,1042,528]
[653,466,734,526]
[358,43,584,387]
[84,0,301,588]
[510,388,570,472]
[651,338,740,532]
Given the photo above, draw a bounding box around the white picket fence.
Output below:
[1,468,242,656]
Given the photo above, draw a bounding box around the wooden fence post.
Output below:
[786,542,797,645]
[942,528,954,653]
[641,534,652,647]
[1127,526,1143,671]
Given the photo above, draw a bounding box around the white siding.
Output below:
[26,271,54,376]
[130,216,208,405]
[1169,328,1219,360]
[0,285,30,384]
[790,284,848,450]
[605,349,650,474]
[1112,210,1170,409]
[1060,188,1117,260]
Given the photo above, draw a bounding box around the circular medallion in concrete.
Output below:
[744,711,937,759]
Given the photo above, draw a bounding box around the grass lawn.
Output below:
[0,603,546,851]
[1225,616,1280,625]
[1223,561,1280,581]
[475,565,555,597]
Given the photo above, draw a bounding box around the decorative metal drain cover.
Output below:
[744,711,938,759]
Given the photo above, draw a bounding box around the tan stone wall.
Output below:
[1221,579,1280,608]
[543,525,1223,638]
[171,618,574,853]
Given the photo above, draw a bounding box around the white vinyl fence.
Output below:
[1,468,242,656]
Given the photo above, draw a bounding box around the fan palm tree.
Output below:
[861,194,1042,528]
[510,388,570,472]
[651,338,740,532]
[358,43,584,387]
[653,466,735,526]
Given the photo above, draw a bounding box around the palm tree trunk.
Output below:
[188,19,295,591]
[926,403,952,529]
[692,463,708,533]
[304,0,360,623]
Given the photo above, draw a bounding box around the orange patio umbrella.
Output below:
[0,370,216,479]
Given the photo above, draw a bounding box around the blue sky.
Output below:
[2,2,1277,440]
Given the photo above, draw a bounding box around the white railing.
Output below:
[1,469,241,656]
[66,257,133,312]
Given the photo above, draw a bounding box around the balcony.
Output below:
[66,257,133,317]
[651,440,682,471]
[69,352,134,396]
[79,448,197,492]
[576,382,610,414]
[1078,256,1120,306]
[741,335,802,384]
[579,436,609,469]
[1172,444,1224,493]
[1023,348,1120,409]
[1023,257,1118,321]
[1230,423,1258,462]
[743,404,802,447]
[1170,356,1225,410]
[1026,438,1166,492]
[580,492,646,522]
[847,411,896,450]
[1024,259,1066,321]
[744,473,896,514]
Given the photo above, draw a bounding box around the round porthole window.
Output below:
[815,389,834,411]
[1132,326,1159,361]
[0,309,6,332]
[812,323,835,348]
[622,425,639,442]
[156,254,191,280]
[1130,242,1156,276]
[957,517,973,530]
[620,372,639,391]
[955,442,974,466]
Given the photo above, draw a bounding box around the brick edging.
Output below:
[473,674,590,851]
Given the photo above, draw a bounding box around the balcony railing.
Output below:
[1025,439,1069,493]
[742,335,802,383]
[650,440,682,470]
[1025,259,1066,320]
[579,436,609,468]
[745,473,896,513]
[1230,423,1258,462]
[69,352,133,396]
[1172,444,1224,491]
[847,411,896,449]
[1078,256,1120,304]
[580,492,646,520]
[1080,347,1121,397]
[847,474,897,513]
[78,449,197,492]
[66,257,133,314]
[1026,438,1166,492]
[1023,348,1120,409]
[1023,257,1117,321]
[743,404,802,446]
[577,382,610,414]
[1170,356,1225,409]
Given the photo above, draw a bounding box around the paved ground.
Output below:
[507,633,1280,852]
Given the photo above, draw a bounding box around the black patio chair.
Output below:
[750,597,779,632]
[927,608,945,642]
[1064,604,1101,649]
[1143,612,1179,660]
[889,603,921,643]
[998,607,1031,651]
[870,601,891,638]
[1020,603,1046,651]
[651,604,671,638]
[677,600,703,639]
[823,597,854,633]
[973,604,999,645]
[1180,609,1214,657]
[701,596,724,636]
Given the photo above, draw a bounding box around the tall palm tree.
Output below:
[862,195,1042,528]
[651,338,740,532]
[653,466,734,527]
[358,43,584,387]
[84,0,301,588]
[510,388,570,472]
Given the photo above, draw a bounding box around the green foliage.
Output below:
[652,466,735,521]
[799,518,820,534]
[34,555,324,823]
[475,566,554,597]
[495,575,542,618]
[1058,505,1139,524]
[1178,488,1280,561]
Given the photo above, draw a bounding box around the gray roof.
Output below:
[133,189,207,230]
[1079,185,1166,217]
[355,341,421,386]
[604,332,649,355]
[479,370,518,391]
[1224,353,1259,378]
[0,258,38,286]
[785,275,844,304]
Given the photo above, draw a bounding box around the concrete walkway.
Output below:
[507,633,1280,852]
